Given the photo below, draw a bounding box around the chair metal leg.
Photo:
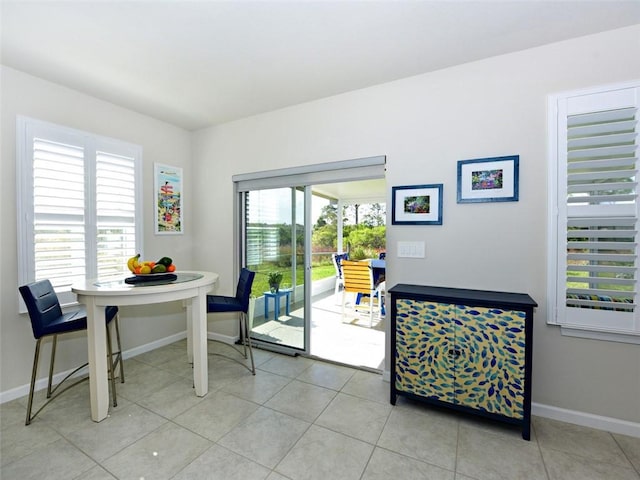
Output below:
[25,330,115,425]
[26,338,42,425]
[114,314,125,383]
[239,316,248,359]
[106,323,117,407]
[241,312,256,375]
[46,335,58,398]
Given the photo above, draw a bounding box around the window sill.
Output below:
[560,325,640,345]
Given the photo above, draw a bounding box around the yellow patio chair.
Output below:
[340,260,383,328]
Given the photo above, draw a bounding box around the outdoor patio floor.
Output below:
[251,291,386,371]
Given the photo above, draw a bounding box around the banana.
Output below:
[127,253,140,273]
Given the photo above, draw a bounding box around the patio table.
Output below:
[263,288,293,320]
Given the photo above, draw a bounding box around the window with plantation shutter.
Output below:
[17,117,142,308]
[96,150,138,279]
[548,82,640,341]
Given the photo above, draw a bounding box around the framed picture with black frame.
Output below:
[391,183,443,225]
[457,155,519,203]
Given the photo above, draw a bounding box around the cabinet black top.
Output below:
[388,284,538,309]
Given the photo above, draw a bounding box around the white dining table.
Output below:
[72,271,218,422]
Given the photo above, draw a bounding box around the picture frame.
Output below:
[154,163,183,234]
[392,184,443,225]
[457,155,519,203]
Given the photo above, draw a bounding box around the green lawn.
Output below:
[250,263,335,296]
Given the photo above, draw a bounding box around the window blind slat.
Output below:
[567,106,637,126]
[567,252,637,262]
[567,241,636,250]
[568,120,637,138]
[569,264,637,274]
[568,132,637,149]
[567,181,637,193]
[567,157,637,171]
[567,194,637,204]
[567,229,636,239]
[568,217,636,227]
[567,144,636,160]
[568,169,637,183]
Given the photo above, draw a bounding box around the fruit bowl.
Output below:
[127,254,176,275]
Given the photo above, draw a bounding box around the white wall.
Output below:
[2,25,638,429]
[192,25,640,425]
[0,66,194,397]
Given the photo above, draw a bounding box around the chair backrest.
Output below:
[341,260,374,294]
[19,280,63,339]
[235,268,256,313]
[332,253,349,279]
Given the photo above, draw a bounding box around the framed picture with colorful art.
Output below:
[154,163,183,234]
[391,183,443,225]
[457,155,519,203]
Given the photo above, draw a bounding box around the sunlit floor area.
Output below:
[3,341,638,480]
[251,290,386,371]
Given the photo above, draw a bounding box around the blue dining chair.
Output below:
[19,279,124,425]
[332,252,349,303]
[207,268,256,375]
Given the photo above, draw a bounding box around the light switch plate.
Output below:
[397,241,425,258]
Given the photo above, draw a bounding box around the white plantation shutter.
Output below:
[96,150,138,280]
[550,83,640,337]
[32,137,87,296]
[17,117,142,307]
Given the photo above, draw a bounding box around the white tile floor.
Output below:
[1,340,639,480]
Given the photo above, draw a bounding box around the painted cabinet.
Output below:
[389,284,537,440]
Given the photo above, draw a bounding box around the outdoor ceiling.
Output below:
[313,179,387,205]
[2,1,639,131]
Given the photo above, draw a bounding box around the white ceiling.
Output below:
[2,1,640,132]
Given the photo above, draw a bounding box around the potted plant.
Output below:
[268,271,283,293]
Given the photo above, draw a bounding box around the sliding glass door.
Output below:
[242,186,310,353]
[234,156,386,358]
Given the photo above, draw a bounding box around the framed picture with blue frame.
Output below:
[392,183,443,225]
[457,155,519,203]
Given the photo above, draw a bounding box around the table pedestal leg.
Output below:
[185,299,193,364]
[85,298,109,422]
[190,290,208,397]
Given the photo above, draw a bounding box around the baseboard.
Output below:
[382,370,637,437]
[0,331,188,405]
[207,331,238,345]
[121,331,187,359]
[532,402,640,438]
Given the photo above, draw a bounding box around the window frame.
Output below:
[16,116,143,309]
[547,80,640,344]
